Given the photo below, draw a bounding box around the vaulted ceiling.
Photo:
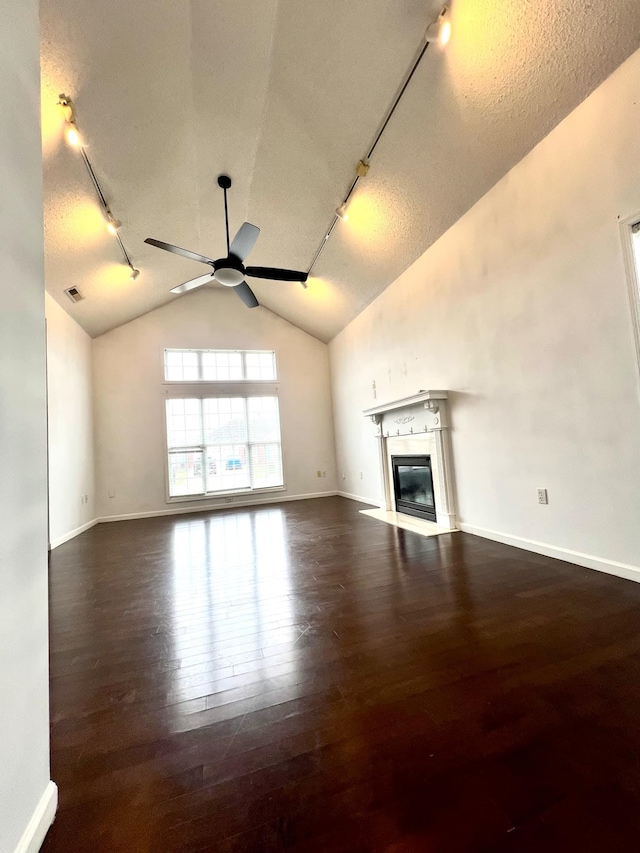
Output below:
[41,1,640,341]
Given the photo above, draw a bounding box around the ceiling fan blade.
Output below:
[229,223,260,263]
[246,266,308,283]
[233,281,259,308]
[145,238,214,266]
[170,272,215,294]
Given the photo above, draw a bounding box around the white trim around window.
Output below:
[620,211,640,379]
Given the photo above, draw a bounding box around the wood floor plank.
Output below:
[42,497,640,851]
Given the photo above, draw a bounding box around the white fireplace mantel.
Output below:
[363,390,457,531]
[363,390,448,421]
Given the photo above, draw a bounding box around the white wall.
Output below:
[45,293,96,547]
[330,47,640,578]
[0,1,56,852]
[93,287,337,519]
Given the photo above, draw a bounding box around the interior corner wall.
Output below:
[45,293,96,548]
[330,46,640,578]
[0,1,54,851]
[92,287,337,520]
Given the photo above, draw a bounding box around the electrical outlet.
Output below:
[84,494,88,502]
[322,471,326,478]
[360,472,363,480]
[108,489,115,498]
[342,470,346,480]
[537,488,548,505]
[372,380,377,399]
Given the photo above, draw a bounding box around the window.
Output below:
[166,396,283,497]
[622,216,640,373]
[632,221,640,284]
[164,349,276,381]
[163,349,283,499]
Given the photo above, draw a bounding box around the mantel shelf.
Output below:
[363,390,448,418]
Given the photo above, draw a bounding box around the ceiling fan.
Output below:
[144,175,308,308]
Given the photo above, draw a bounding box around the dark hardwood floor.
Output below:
[42,496,640,852]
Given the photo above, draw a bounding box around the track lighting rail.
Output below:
[58,94,139,281]
[305,5,450,281]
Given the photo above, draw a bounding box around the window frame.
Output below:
[161,380,286,504]
[620,211,640,377]
[163,348,277,383]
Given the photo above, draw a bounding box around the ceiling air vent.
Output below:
[64,286,84,303]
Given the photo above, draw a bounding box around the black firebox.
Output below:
[391,455,436,522]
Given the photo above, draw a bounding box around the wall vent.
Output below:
[64,286,84,303]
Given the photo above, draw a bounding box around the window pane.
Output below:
[164,350,199,381]
[165,351,185,381]
[202,352,224,381]
[247,396,280,442]
[205,444,250,491]
[250,443,283,489]
[201,351,245,381]
[166,399,202,448]
[182,352,199,380]
[168,451,204,496]
[203,397,248,445]
[229,353,243,380]
[245,351,276,380]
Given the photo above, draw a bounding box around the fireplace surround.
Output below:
[363,391,457,531]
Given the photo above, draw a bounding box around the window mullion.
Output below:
[243,397,253,489]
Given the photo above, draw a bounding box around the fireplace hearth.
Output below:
[391,455,436,522]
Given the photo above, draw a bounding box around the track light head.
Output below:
[59,94,84,147]
[440,17,452,46]
[336,203,350,221]
[65,122,82,147]
[58,93,75,123]
[106,216,122,235]
[425,5,451,46]
[130,268,140,281]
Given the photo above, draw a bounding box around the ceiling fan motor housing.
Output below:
[213,255,245,287]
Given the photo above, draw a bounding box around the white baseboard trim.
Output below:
[459,522,640,585]
[49,519,98,550]
[13,780,58,853]
[337,491,382,507]
[97,491,339,523]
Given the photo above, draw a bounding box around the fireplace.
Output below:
[363,390,457,531]
[391,455,437,522]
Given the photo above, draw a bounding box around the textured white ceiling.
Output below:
[41,1,640,341]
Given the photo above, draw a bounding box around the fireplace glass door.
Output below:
[391,455,436,522]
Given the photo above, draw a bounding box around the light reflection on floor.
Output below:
[169,509,298,703]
